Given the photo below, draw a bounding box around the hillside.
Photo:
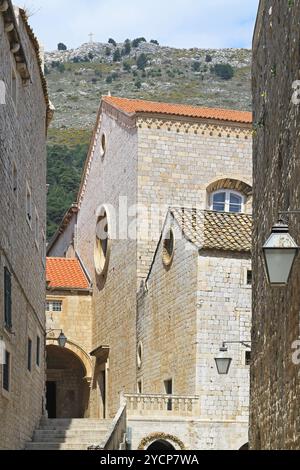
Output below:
[46,39,252,239]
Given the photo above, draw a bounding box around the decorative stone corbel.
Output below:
[4,22,14,32]
[11,42,20,54]
[0,1,9,13]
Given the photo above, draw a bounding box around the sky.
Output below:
[23,0,260,52]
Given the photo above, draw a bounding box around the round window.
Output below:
[162,229,175,267]
[94,207,111,276]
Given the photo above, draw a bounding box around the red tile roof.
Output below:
[103,96,252,124]
[46,258,90,290]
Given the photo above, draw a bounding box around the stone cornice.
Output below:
[137,115,252,139]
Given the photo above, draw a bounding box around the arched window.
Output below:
[210,190,244,213]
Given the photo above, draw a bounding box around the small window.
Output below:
[137,342,143,369]
[26,185,32,225]
[27,338,32,372]
[4,267,12,329]
[42,231,46,266]
[46,300,62,312]
[164,379,173,411]
[11,67,17,109]
[35,210,39,247]
[246,270,252,286]
[245,350,251,366]
[162,229,175,267]
[36,336,40,367]
[211,190,244,214]
[100,133,106,157]
[12,162,18,196]
[2,350,10,392]
[137,380,143,394]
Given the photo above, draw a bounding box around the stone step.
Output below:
[34,430,108,440]
[33,431,106,443]
[25,442,93,450]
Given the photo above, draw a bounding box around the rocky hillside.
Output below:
[45,39,252,240]
[45,40,252,129]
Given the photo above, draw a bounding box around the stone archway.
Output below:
[46,344,91,419]
[147,439,176,451]
[138,433,186,450]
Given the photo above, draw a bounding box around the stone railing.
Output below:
[88,397,127,450]
[124,393,200,417]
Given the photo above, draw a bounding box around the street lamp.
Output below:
[262,220,299,286]
[46,329,67,348]
[215,341,251,375]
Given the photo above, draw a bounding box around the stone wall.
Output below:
[76,108,138,418]
[137,118,252,282]
[137,219,198,395]
[0,8,47,449]
[250,0,300,450]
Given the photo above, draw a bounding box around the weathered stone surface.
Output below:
[0,7,47,449]
[250,0,300,450]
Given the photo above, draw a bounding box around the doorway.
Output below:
[46,381,56,418]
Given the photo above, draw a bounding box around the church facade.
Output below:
[47,96,253,449]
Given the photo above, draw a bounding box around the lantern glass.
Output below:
[264,248,297,285]
[263,222,299,286]
[58,331,67,348]
[214,357,232,375]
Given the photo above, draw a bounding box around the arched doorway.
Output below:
[46,345,90,418]
[147,440,176,451]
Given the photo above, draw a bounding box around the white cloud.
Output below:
[23,0,259,51]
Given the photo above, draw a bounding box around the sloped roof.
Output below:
[46,258,90,290]
[171,208,252,252]
[103,96,252,124]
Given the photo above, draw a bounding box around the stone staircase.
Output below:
[25,419,112,450]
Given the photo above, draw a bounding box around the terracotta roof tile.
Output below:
[46,258,90,290]
[171,209,252,252]
[103,96,252,124]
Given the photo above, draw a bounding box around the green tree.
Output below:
[134,79,142,89]
[150,39,159,45]
[58,42,67,51]
[113,48,121,62]
[108,38,117,47]
[105,47,111,56]
[214,63,234,80]
[205,54,212,63]
[132,37,146,48]
[58,63,65,73]
[123,61,131,72]
[137,53,148,70]
[124,39,131,55]
[192,61,201,72]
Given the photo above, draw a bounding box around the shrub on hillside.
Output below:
[124,39,131,55]
[137,53,148,70]
[132,37,146,48]
[192,61,201,72]
[150,39,159,45]
[113,49,121,62]
[108,38,117,47]
[213,63,234,80]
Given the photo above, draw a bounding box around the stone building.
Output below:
[250,0,300,450]
[0,1,52,449]
[43,96,253,450]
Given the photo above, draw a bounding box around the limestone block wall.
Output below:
[76,109,138,417]
[136,119,252,281]
[196,252,251,437]
[137,221,198,395]
[128,418,249,450]
[46,292,92,355]
[250,0,300,450]
[0,10,47,449]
